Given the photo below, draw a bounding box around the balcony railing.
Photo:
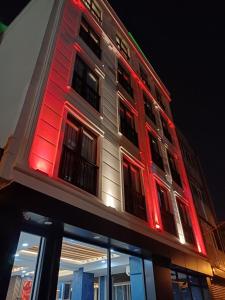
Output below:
[161,210,177,236]
[59,151,98,196]
[124,185,147,221]
[152,151,164,171]
[120,117,138,147]
[72,75,100,111]
[183,223,195,245]
[79,27,101,59]
[117,73,133,97]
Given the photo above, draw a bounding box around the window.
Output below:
[6,232,43,300]
[171,270,210,300]
[116,34,130,60]
[119,102,138,146]
[82,0,102,23]
[161,116,172,143]
[177,200,195,245]
[155,88,166,111]
[56,238,108,300]
[144,94,156,124]
[72,55,100,110]
[123,158,147,220]
[111,250,146,300]
[157,184,177,235]
[167,152,182,187]
[117,63,133,97]
[59,114,98,195]
[140,66,151,91]
[55,237,148,300]
[149,133,164,170]
[79,17,101,59]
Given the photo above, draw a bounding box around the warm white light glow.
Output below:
[105,193,116,208]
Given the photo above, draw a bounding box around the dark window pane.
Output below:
[59,114,98,195]
[120,102,138,146]
[149,133,164,170]
[123,159,147,220]
[79,17,101,58]
[72,56,100,111]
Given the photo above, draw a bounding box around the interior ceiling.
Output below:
[22,242,108,264]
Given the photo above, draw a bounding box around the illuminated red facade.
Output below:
[0,0,214,299]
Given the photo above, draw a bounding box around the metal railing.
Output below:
[124,185,147,221]
[59,150,98,195]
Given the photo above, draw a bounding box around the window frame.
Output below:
[144,94,156,124]
[119,101,138,147]
[79,16,101,59]
[72,55,100,111]
[58,113,99,196]
[149,132,164,171]
[82,0,102,23]
[122,156,147,221]
[117,62,133,97]
[116,34,130,60]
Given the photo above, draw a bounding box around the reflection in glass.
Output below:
[6,232,42,300]
[111,250,146,300]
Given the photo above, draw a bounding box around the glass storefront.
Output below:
[6,232,43,300]
[55,238,147,300]
[3,215,211,300]
[56,238,108,300]
[171,270,211,300]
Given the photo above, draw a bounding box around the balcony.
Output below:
[117,73,133,98]
[120,117,138,147]
[183,224,195,245]
[79,26,101,59]
[59,153,98,196]
[161,210,177,236]
[72,75,100,111]
[124,185,147,221]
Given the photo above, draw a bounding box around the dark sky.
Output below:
[1,1,225,219]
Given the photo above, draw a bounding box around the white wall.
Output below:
[0,0,54,147]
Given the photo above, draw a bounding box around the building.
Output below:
[0,0,214,299]
[178,130,225,299]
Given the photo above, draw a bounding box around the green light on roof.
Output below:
[0,22,7,34]
[128,32,148,60]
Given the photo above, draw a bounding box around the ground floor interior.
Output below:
[0,183,217,300]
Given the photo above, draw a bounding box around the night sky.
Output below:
[1,1,225,219]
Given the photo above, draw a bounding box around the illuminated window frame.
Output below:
[82,0,102,23]
[116,34,130,60]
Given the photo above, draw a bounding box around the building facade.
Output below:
[0,0,214,299]
[178,131,225,299]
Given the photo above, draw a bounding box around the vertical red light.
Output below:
[29,0,81,176]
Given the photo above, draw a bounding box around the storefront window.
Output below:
[56,238,108,300]
[6,232,43,300]
[111,250,146,300]
[171,270,210,300]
